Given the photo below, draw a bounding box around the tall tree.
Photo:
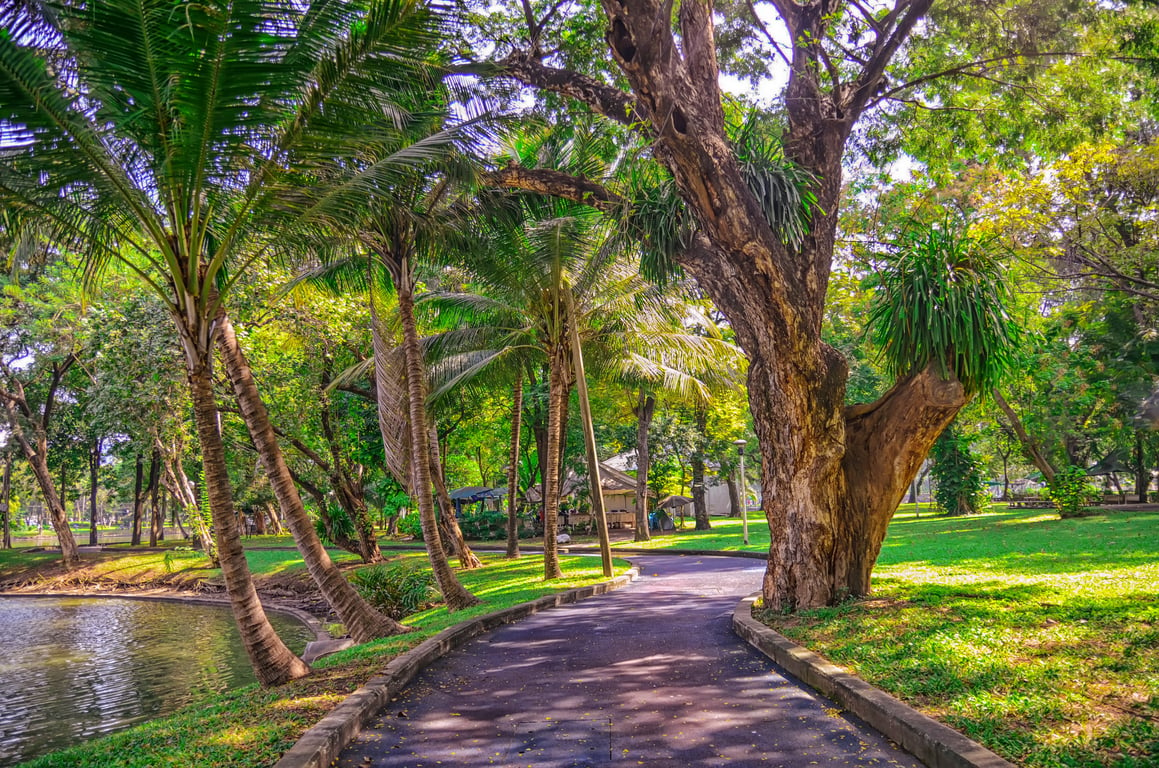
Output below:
[0,0,451,683]
[478,0,1038,608]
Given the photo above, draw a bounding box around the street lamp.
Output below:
[733,439,749,545]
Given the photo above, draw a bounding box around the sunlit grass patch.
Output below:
[759,508,1159,767]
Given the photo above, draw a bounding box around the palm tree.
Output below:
[0,0,446,682]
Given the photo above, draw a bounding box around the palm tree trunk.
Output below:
[541,346,566,580]
[216,311,408,642]
[633,390,655,541]
[396,281,480,610]
[428,425,481,569]
[183,337,309,687]
[506,376,523,558]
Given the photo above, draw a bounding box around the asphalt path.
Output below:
[336,555,923,768]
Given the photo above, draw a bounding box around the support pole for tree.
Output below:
[565,289,613,577]
[1,452,11,549]
[734,439,749,546]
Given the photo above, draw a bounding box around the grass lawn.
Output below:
[758,505,1159,768]
[13,551,629,768]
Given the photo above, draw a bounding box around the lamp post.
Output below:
[733,439,749,545]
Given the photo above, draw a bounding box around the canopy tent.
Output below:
[448,486,507,516]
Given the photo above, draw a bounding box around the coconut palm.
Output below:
[0,0,452,683]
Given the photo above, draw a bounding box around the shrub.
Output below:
[396,512,423,540]
[458,510,507,541]
[931,422,989,516]
[349,560,440,620]
[1049,466,1099,518]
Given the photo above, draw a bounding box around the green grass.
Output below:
[15,552,629,768]
[758,506,1159,768]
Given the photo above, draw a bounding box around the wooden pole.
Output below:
[565,289,613,577]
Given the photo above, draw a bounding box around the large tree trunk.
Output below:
[541,345,567,580]
[1,452,12,549]
[131,452,144,546]
[633,390,655,541]
[182,339,309,686]
[842,366,967,593]
[148,450,162,548]
[1136,431,1148,503]
[1,392,79,566]
[428,425,482,569]
[216,311,408,642]
[395,278,480,610]
[88,437,101,545]
[506,376,524,558]
[726,472,741,518]
[993,389,1056,483]
[692,406,710,531]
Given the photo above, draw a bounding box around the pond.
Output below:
[0,596,315,766]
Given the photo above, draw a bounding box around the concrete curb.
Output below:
[273,565,640,768]
[731,594,1016,768]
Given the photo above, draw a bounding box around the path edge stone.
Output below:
[273,565,639,768]
[731,593,1017,768]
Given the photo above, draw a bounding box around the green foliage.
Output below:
[396,512,424,540]
[868,222,1019,394]
[313,505,356,548]
[1048,465,1100,518]
[350,560,441,620]
[931,422,989,516]
[457,510,507,540]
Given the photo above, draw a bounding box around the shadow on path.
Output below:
[337,555,922,768]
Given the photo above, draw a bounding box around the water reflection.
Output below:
[0,596,314,766]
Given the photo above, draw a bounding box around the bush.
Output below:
[1049,466,1099,518]
[458,510,507,541]
[349,560,440,620]
[931,422,989,516]
[396,512,423,540]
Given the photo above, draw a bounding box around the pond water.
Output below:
[0,596,315,766]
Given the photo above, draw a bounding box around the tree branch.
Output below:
[484,164,624,211]
[495,51,646,127]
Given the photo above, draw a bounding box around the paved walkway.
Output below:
[336,555,923,768]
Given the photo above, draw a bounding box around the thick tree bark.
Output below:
[502,0,941,609]
[992,389,1056,483]
[216,311,408,642]
[1136,431,1148,503]
[541,356,566,579]
[183,342,309,687]
[692,406,710,530]
[428,425,482,569]
[395,279,480,609]
[88,437,101,545]
[843,365,967,594]
[726,472,741,518]
[633,390,655,541]
[148,450,162,548]
[131,452,144,546]
[506,376,524,558]
[1,453,11,549]
[1,388,79,566]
